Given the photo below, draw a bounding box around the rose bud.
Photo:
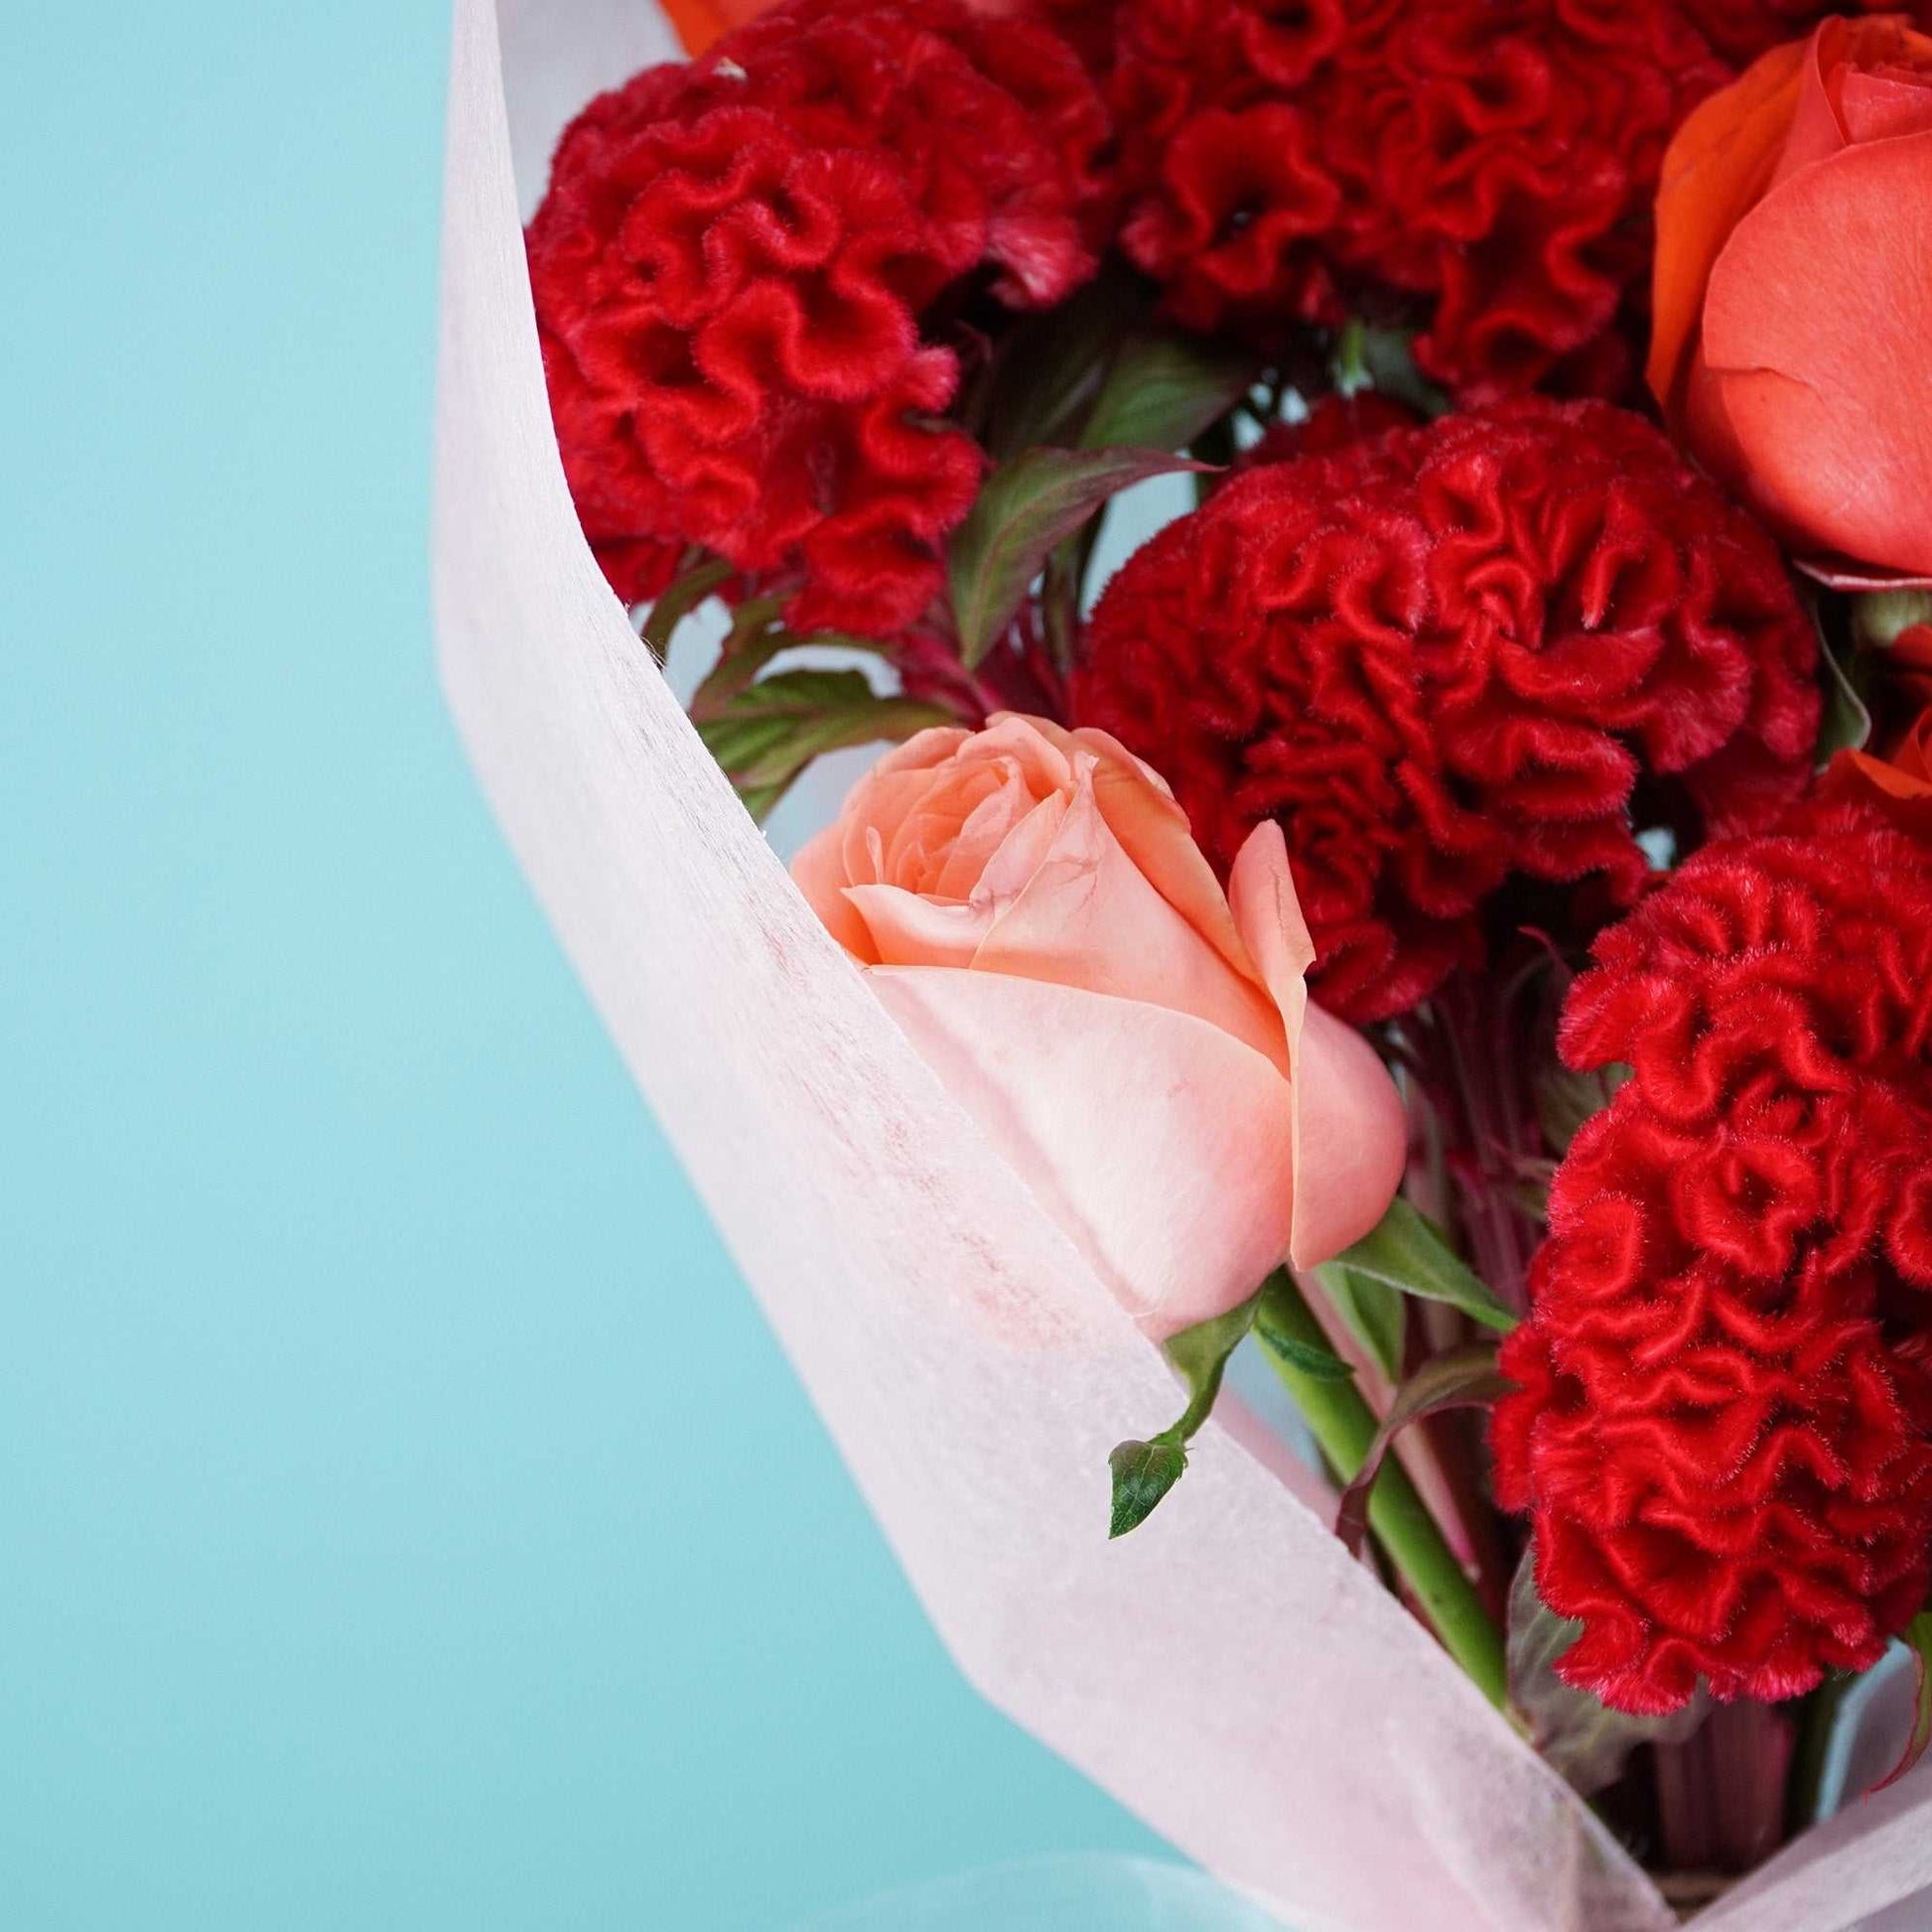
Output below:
[1649,16,1932,580]
[791,716,1407,1337]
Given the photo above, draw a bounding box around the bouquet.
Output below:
[437,0,1932,1921]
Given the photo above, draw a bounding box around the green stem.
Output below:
[1256,1271,1509,1709]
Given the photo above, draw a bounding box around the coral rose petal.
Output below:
[974,778,1288,1066]
[842,884,995,970]
[1649,37,1808,414]
[1704,131,1932,575]
[1284,1006,1409,1271]
[792,820,881,963]
[868,967,1299,1337]
[1227,824,1406,1268]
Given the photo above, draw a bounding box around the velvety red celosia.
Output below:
[1074,397,1819,1024]
[525,0,1110,633]
[1104,0,1919,399]
[1493,799,1932,1713]
[1231,391,1420,477]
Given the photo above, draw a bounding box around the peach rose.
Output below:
[792,715,1407,1337]
[1649,16,1932,579]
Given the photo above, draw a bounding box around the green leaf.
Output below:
[970,265,1151,460]
[639,553,732,660]
[949,445,1204,668]
[1352,325,1449,418]
[1873,1611,1932,1793]
[696,668,953,824]
[1262,1332,1356,1382]
[1108,1439,1188,1539]
[1105,1292,1261,1538]
[1334,1343,1512,1559]
[1817,625,1873,764]
[1852,587,1932,653]
[1079,331,1262,455]
[1326,1196,1518,1334]
[1534,1060,1630,1157]
[1506,1547,1706,1795]
[1314,1261,1405,1380]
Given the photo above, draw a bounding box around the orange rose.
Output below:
[792,716,1407,1337]
[662,0,771,56]
[1650,16,1932,579]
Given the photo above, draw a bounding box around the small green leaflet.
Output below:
[1107,1292,1261,1538]
[1334,1343,1512,1559]
[948,446,1203,669]
[1107,1440,1188,1541]
[1324,1196,1518,1334]
[1872,1611,1932,1793]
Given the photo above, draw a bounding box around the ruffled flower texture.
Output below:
[1074,398,1819,1025]
[1104,0,1917,400]
[1493,798,1932,1714]
[524,0,1111,633]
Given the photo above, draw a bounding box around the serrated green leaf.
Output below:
[949,445,1203,668]
[1104,1291,1261,1538]
[1108,1439,1187,1539]
[1079,331,1261,455]
[1333,1343,1512,1559]
[1315,1262,1405,1380]
[1327,1196,1518,1333]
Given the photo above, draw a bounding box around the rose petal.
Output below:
[1225,824,1407,1268]
[1703,131,1932,576]
[869,966,1299,1336]
[973,767,1289,1065]
[995,714,1268,994]
[793,818,881,962]
[844,791,1069,966]
[1648,36,1807,415]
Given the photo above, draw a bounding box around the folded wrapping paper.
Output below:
[434,3,1932,1925]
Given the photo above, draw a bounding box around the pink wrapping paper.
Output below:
[433,4,1932,1924]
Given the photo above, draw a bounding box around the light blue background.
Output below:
[0,7,1162,1925]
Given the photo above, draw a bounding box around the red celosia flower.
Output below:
[525,0,1111,633]
[1232,391,1420,476]
[1105,0,1911,399]
[1493,798,1932,1713]
[1073,398,1819,1024]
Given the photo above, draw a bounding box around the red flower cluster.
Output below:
[524,0,1110,633]
[1104,0,1866,399]
[1074,398,1819,1024]
[1493,799,1932,1713]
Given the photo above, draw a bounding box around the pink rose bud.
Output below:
[792,715,1407,1337]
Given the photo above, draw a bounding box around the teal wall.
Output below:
[0,8,1159,1925]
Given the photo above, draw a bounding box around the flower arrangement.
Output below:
[481,0,1932,1913]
